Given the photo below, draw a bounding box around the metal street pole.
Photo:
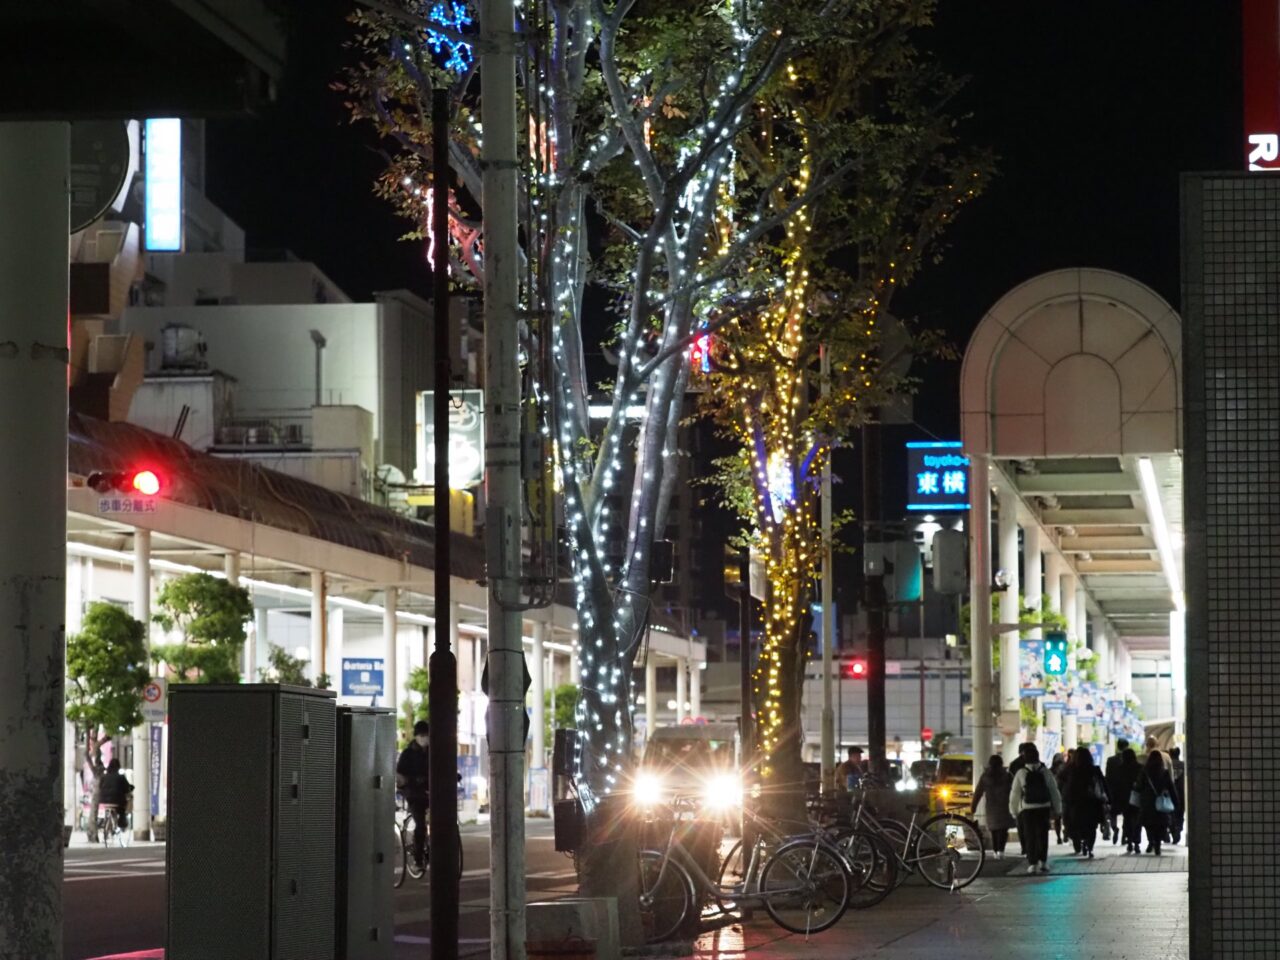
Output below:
[862,418,887,770]
[429,88,461,960]
[479,0,527,950]
[738,549,754,920]
[0,121,69,960]
[819,346,834,793]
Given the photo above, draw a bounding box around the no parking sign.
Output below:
[141,678,167,722]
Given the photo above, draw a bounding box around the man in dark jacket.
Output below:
[397,721,431,868]
[1104,739,1130,844]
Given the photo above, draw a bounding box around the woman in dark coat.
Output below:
[1111,748,1143,854]
[1135,750,1177,855]
[1063,747,1108,858]
[1051,751,1071,847]
[971,755,1016,859]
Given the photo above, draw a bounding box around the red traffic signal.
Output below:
[845,658,868,679]
[88,469,164,497]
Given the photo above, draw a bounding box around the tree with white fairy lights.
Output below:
[340,0,988,935]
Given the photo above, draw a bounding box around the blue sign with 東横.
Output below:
[905,442,971,512]
[341,658,385,699]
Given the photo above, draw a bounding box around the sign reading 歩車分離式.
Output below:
[906,441,970,512]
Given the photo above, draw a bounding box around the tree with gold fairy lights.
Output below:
[339,0,988,937]
[696,15,991,807]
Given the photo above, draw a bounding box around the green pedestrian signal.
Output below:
[1044,631,1069,676]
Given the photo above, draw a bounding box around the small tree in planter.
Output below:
[259,643,331,689]
[152,573,253,684]
[66,602,149,841]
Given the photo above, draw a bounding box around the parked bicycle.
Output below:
[638,794,853,941]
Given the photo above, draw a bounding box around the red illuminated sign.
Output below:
[1244,0,1280,170]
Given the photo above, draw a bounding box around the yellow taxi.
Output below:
[932,754,974,815]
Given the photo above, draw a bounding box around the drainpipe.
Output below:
[309,329,326,406]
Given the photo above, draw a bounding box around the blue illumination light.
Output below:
[426,1,474,73]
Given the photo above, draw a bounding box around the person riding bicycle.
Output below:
[99,758,133,835]
[397,721,431,870]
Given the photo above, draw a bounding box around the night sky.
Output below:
[205,1,1241,540]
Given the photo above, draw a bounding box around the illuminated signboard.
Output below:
[417,388,485,488]
[1244,0,1280,171]
[906,441,970,512]
[143,118,183,251]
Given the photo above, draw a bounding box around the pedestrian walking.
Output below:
[1051,751,1071,848]
[1135,750,1177,856]
[1111,747,1143,853]
[1008,742,1035,856]
[1104,738,1130,844]
[1168,746,1186,844]
[972,755,1016,859]
[1063,746,1108,858]
[1009,743,1062,875]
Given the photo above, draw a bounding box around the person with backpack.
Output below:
[972,754,1016,859]
[1063,746,1109,858]
[1009,743,1062,874]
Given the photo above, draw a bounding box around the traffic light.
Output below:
[1043,631,1069,676]
[87,468,165,497]
[845,658,868,679]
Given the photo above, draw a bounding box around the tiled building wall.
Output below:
[1184,173,1280,958]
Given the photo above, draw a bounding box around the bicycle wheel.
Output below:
[915,813,985,890]
[117,812,133,848]
[837,830,897,908]
[405,819,426,880]
[393,824,408,888]
[758,838,849,935]
[638,849,694,943]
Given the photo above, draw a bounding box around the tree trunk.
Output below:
[578,798,644,945]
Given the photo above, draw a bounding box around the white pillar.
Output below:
[1170,611,1186,738]
[531,621,546,769]
[384,588,399,716]
[1075,589,1088,656]
[645,657,657,741]
[1062,573,1079,643]
[1023,523,1043,623]
[132,529,152,840]
[1045,702,1063,747]
[1092,614,1111,688]
[252,608,268,683]
[224,553,247,681]
[676,657,687,724]
[569,636,581,685]
[329,607,344,694]
[1045,551,1065,619]
[690,658,701,720]
[0,120,70,957]
[1064,697,1079,751]
[309,571,325,684]
[969,458,995,775]
[66,558,85,828]
[997,486,1021,726]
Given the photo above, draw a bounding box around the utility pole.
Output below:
[429,88,461,960]
[862,417,887,770]
[819,345,835,792]
[0,121,69,960]
[738,548,754,920]
[479,0,527,951]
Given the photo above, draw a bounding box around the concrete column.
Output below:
[0,120,69,958]
[569,637,581,685]
[384,588,399,715]
[1045,551,1065,619]
[1023,523,1043,624]
[676,657,687,724]
[531,621,546,769]
[132,529,152,840]
[224,553,246,680]
[66,558,85,828]
[1170,611,1186,738]
[1092,614,1111,688]
[309,570,325,684]
[968,458,995,771]
[252,608,268,683]
[1064,698,1079,751]
[1045,702,1063,748]
[329,607,344,693]
[1062,573,1078,642]
[997,485,1021,725]
[645,656,657,741]
[690,658,701,719]
[1075,589,1088,654]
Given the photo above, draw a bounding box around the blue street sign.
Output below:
[341,658,385,698]
[905,442,971,512]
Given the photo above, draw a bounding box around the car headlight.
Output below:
[634,772,665,807]
[702,773,742,811]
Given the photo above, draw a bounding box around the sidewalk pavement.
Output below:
[695,871,1188,959]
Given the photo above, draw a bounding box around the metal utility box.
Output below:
[335,706,396,960]
[167,683,337,959]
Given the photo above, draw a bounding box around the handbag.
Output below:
[1128,788,1142,808]
[1156,791,1176,815]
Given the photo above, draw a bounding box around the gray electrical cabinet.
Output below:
[335,706,396,960]
[167,684,337,959]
